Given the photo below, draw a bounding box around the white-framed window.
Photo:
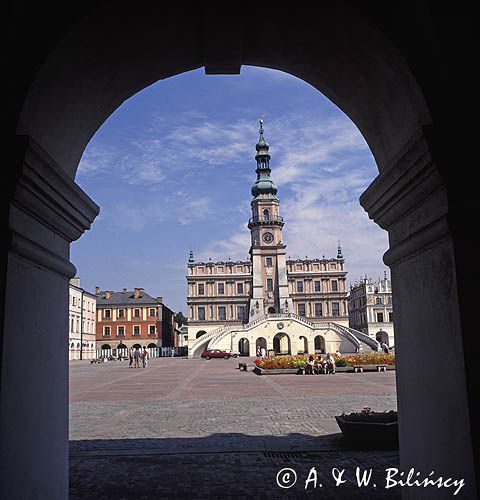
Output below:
[117,308,125,318]
[103,326,111,336]
[117,326,125,336]
[298,303,306,316]
[218,306,226,320]
[133,325,140,335]
[133,308,141,318]
[149,308,156,317]
[149,325,156,335]
[104,309,111,319]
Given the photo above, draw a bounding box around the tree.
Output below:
[175,311,188,326]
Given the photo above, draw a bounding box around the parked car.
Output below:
[201,349,232,359]
[225,349,241,358]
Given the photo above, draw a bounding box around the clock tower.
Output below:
[247,119,293,321]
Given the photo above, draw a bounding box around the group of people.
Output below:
[256,346,267,358]
[129,346,149,368]
[304,353,336,375]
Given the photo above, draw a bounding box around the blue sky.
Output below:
[72,66,389,314]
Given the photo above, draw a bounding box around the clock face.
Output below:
[263,232,274,244]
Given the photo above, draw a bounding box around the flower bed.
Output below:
[254,353,395,370]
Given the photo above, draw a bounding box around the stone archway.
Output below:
[3,4,478,498]
[196,330,207,339]
[238,338,249,356]
[376,330,389,347]
[273,333,291,355]
[298,335,308,354]
[255,337,267,353]
[314,335,326,354]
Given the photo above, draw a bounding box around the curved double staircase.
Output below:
[189,313,380,357]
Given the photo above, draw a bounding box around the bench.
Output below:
[353,366,363,373]
[239,362,254,371]
[376,365,387,372]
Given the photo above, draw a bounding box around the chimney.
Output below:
[157,296,163,304]
[95,286,100,295]
[134,288,140,299]
[105,291,111,299]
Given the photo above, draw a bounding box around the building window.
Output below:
[104,309,111,319]
[377,312,384,322]
[263,209,270,221]
[198,307,206,321]
[149,308,156,317]
[133,308,141,318]
[237,305,246,320]
[331,280,338,291]
[218,306,226,321]
[218,283,225,295]
[267,278,273,292]
[296,281,304,293]
[149,325,156,335]
[388,312,393,322]
[117,309,125,318]
[103,326,111,336]
[133,325,140,335]
[117,326,125,336]
[314,303,323,317]
[332,302,340,316]
[198,283,205,295]
[266,257,273,267]
[376,297,382,305]
[237,282,244,294]
[388,296,392,304]
[298,303,306,316]
[314,281,321,292]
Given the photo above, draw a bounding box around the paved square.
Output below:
[69,357,400,499]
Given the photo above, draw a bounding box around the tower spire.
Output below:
[188,249,194,264]
[337,241,344,261]
[251,118,277,199]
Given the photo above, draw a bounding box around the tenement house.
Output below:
[187,121,380,357]
[95,287,175,357]
[69,277,96,360]
[348,274,395,347]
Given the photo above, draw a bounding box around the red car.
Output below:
[201,349,232,359]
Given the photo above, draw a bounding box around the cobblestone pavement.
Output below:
[69,357,399,499]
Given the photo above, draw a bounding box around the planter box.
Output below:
[335,415,398,450]
[254,366,302,375]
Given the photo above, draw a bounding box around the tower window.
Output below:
[331,280,338,291]
[377,312,384,322]
[267,278,273,292]
[296,281,304,293]
[314,281,321,292]
[198,284,205,295]
[263,209,270,221]
[218,283,225,294]
[198,307,205,321]
[237,282,244,294]
[266,257,273,267]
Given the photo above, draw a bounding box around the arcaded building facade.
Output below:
[187,121,377,357]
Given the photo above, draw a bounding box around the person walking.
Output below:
[142,347,149,368]
[260,346,266,359]
[129,347,134,368]
[134,348,141,368]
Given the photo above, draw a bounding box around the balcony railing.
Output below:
[248,215,284,225]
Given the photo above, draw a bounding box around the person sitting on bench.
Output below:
[314,355,326,374]
[304,355,315,375]
[325,353,336,374]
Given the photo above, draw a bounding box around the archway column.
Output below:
[0,138,99,500]
[361,130,477,498]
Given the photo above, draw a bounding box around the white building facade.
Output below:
[69,277,96,360]
[348,275,395,347]
[187,121,380,357]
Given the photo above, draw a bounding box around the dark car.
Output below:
[201,349,232,360]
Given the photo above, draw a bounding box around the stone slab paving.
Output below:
[69,357,400,499]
